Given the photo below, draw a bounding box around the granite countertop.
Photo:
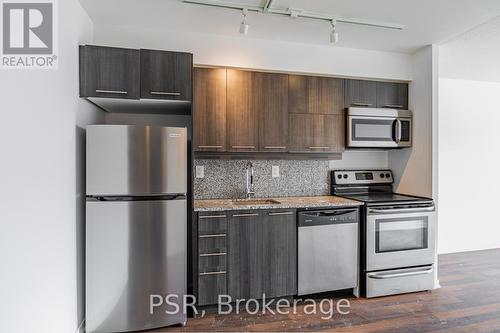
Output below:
[194,195,363,212]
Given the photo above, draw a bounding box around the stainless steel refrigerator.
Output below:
[86,125,187,333]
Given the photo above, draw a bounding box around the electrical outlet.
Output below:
[272,165,280,178]
[196,165,205,179]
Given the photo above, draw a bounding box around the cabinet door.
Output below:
[345,79,377,108]
[289,75,344,115]
[257,72,289,152]
[226,70,258,152]
[228,211,263,299]
[193,68,227,152]
[289,114,345,153]
[261,210,297,298]
[376,82,408,109]
[79,45,140,99]
[140,49,192,101]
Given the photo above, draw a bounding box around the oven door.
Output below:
[366,204,435,271]
[347,116,412,148]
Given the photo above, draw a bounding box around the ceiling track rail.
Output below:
[181,0,405,30]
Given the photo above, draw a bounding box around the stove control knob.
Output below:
[337,174,342,179]
[343,174,348,179]
[380,173,385,178]
[385,173,391,178]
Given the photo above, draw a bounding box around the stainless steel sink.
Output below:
[231,199,281,205]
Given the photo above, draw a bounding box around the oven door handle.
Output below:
[367,206,435,215]
[367,267,433,280]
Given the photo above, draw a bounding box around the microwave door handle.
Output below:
[395,119,402,143]
[392,119,398,142]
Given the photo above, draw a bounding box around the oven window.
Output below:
[352,119,395,142]
[375,217,428,253]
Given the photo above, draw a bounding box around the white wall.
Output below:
[438,16,500,254]
[438,78,500,253]
[389,46,436,198]
[0,1,104,333]
[92,24,413,81]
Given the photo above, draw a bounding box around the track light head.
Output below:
[240,8,249,35]
[330,20,339,44]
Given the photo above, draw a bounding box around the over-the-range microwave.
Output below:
[346,107,412,148]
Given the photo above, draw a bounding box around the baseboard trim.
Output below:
[75,319,85,333]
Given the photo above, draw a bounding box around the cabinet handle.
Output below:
[199,252,226,257]
[231,145,255,149]
[232,213,259,217]
[308,146,330,149]
[263,146,287,149]
[95,89,127,95]
[150,91,181,96]
[351,102,372,106]
[198,145,223,149]
[199,234,226,238]
[199,215,227,219]
[383,104,404,108]
[200,271,226,276]
[268,211,294,216]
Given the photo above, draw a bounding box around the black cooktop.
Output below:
[339,192,432,204]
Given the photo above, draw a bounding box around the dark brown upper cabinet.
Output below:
[289,75,344,115]
[226,69,259,152]
[289,114,345,153]
[376,82,408,109]
[79,45,140,99]
[256,72,289,152]
[140,49,193,101]
[345,79,377,108]
[193,67,227,152]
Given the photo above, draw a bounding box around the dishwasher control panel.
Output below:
[298,209,359,227]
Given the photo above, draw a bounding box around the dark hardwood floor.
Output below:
[152,249,500,332]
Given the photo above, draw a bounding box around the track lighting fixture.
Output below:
[330,20,339,44]
[240,8,249,35]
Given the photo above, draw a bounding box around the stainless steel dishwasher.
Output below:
[298,208,359,295]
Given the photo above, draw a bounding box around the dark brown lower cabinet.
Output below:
[289,114,345,153]
[197,212,228,306]
[228,210,297,300]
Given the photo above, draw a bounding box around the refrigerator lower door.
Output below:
[86,199,187,333]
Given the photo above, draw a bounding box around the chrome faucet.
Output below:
[245,162,255,199]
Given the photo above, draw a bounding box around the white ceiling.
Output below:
[79,0,500,53]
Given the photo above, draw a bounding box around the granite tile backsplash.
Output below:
[194,159,330,199]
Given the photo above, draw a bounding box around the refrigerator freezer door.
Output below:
[86,125,187,196]
[86,199,187,333]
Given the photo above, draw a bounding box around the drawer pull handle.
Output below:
[198,145,223,149]
[232,213,259,217]
[308,146,330,149]
[263,146,287,149]
[199,215,227,219]
[200,252,226,257]
[199,234,226,238]
[200,271,226,276]
[383,104,404,108]
[95,89,127,95]
[231,145,255,149]
[150,91,181,96]
[268,212,294,216]
[351,102,372,106]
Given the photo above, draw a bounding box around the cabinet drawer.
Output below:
[198,273,227,306]
[199,234,227,253]
[198,213,227,235]
[199,254,227,273]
